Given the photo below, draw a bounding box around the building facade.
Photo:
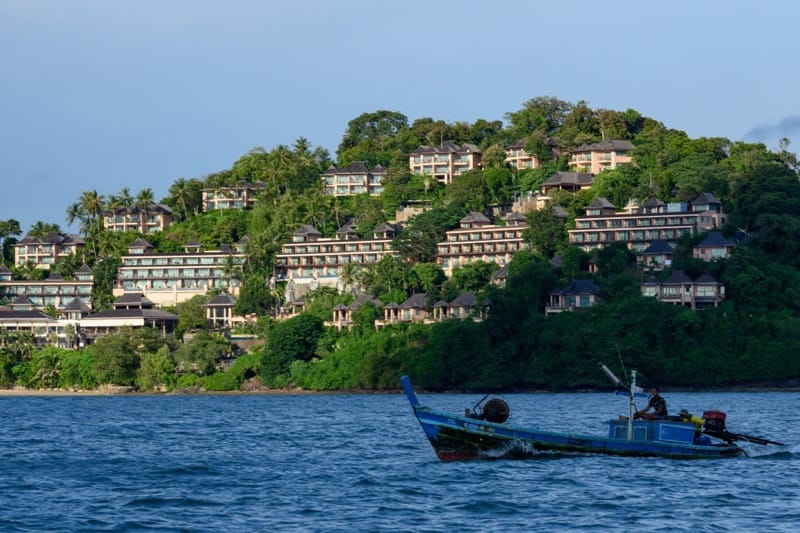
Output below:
[114,238,248,307]
[14,232,86,270]
[436,212,529,277]
[321,162,386,197]
[642,271,725,310]
[569,193,726,254]
[409,140,481,185]
[103,204,174,233]
[0,264,93,310]
[272,223,399,298]
[569,139,635,174]
[202,180,266,211]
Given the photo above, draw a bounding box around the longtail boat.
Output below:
[401,368,783,461]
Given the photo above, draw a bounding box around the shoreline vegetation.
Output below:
[3,99,800,393]
[3,381,799,397]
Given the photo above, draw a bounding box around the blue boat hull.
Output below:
[402,376,741,460]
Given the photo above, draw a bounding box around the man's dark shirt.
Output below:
[648,395,667,417]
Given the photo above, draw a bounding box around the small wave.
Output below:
[124,496,224,508]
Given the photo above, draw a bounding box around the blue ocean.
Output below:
[1,390,798,531]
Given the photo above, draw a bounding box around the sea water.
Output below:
[1,391,798,531]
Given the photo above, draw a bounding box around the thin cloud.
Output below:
[745,116,800,142]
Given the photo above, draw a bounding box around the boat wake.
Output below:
[740,442,799,459]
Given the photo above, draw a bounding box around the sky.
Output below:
[1,0,799,235]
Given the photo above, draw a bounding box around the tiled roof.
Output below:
[294,225,321,236]
[551,279,601,296]
[587,197,616,209]
[206,294,237,307]
[321,161,388,176]
[400,293,427,309]
[76,264,93,274]
[460,212,492,225]
[410,140,482,155]
[663,270,693,285]
[573,139,635,153]
[449,292,478,307]
[63,297,91,312]
[542,171,595,187]
[692,192,721,205]
[641,240,674,255]
[698,232,733,247]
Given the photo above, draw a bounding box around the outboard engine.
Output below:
[482,398,510,424]
[702,410,727,432]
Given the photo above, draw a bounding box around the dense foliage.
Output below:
[2,96,800,392]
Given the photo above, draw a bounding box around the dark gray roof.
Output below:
[551,205,569,218]
[205,294,237,307]
[460,212,491,225]
[587,197,616,209]
[449,292,478,307]
[400,293,427,309]
[692,192,721,206]
[63,297,91,312]
[114,292,155,308]
[697,232,733,247]
[490,265,508,280]
[573,139,635,153]
[0,310,54,321]
[321,161,388,176]
[294,224,321,236]
[551,279,601,296]
[542,171,595,187]
[411,141,481,155]
[76,264,93,274]
[640,240,674,255]
[663,270,693,285]
[347,294,382,310]
[130,238,154,248]
[83,308,178,321]
[694,273,719,285]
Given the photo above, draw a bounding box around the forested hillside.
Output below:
[1,97,799,391]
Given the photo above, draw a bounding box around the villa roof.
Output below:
[694,273,720,285]
[63,297,91,313]
[449,292,478,307]
[205,294,237,307]
[640,240,674,255]
[460,211,492,225]
[697,231,733,247]
[573,139,635,153]
[542,171,595,187]
[551,279,601,296]
[692,192,721,206]
[294,224,321,236]
[662,270,693,285]
[587,197,616,209]
[400,293,427,309]
[410,140,481,155]
[18,231,84,246]
[321,161,387,176]
[76,264,93,274]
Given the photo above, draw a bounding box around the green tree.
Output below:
[524,208,568,257]
[260,313,324,383]
[136,345,177,391]
[89,333,140,386]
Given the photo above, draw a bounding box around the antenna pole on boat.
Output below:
[627,370,637,440]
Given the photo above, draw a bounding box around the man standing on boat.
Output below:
[634,387,668,420]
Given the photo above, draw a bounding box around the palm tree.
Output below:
[169,178,191,221]
[29,221,60,238]
[77,190,106,260]
[135,189,155,234]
